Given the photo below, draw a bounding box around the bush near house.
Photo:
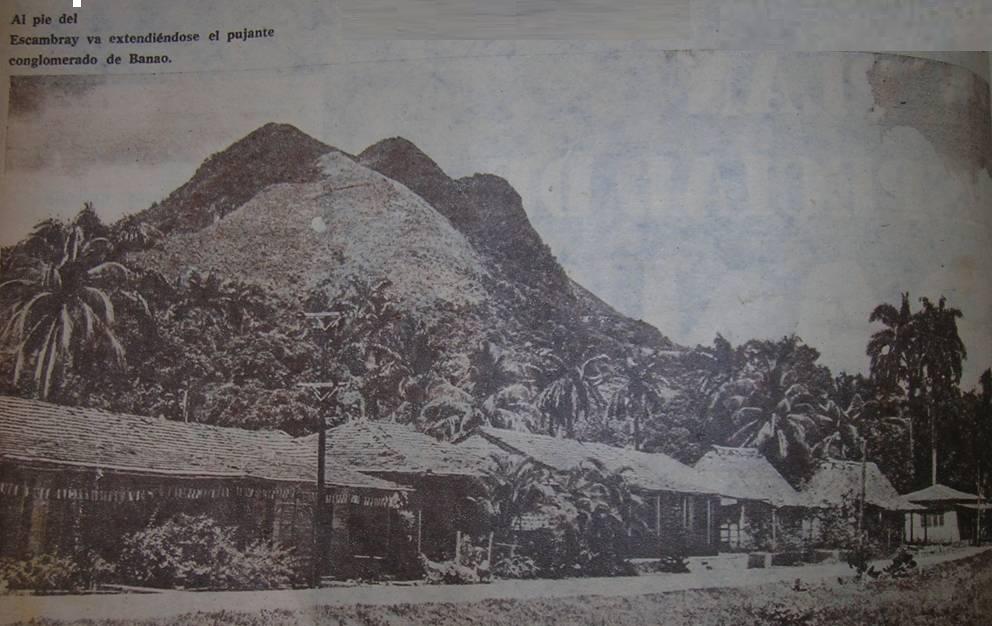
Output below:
[0,552,114,593]
[119,514,301,590]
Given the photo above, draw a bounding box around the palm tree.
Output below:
[867,293,921,397]
[712,338,825,471]
[368,317,442,421]
[0,209,145,398]
[466,339,518,402]
[559,459,645,574]
[471,455,557,539]
[916,296,966,484]
[812,395,866,460]
[607,349,672,450]
[463,339,540,432]
[529,325,609,438]
[867,293,922,481]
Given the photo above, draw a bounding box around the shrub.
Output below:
[420,555,484,584]
[0,555,80,592]
[120,514,300,590]
[0,551,115,593]
[881,547,917,578]
[650,553,690,574]
[492,553,539,579]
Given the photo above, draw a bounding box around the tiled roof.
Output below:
[802,459,922,511]
[693,446,806,507]
[0,396,406,492]
[460,427,716,495]
[902,483,979,503]
[298,420,485,477]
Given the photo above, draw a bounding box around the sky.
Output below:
[3,49,991,385]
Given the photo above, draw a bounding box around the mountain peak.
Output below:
[237,122,324,147]
[139,123,335,234]
[358,137,448,182]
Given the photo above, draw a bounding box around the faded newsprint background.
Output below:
[1,1,992,624]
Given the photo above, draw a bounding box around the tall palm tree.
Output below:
[608,349,672,450]
[867,293,921,397]
[916,296,966,484]
[0,210,145,398]
[530,325,609,438]
[867,293,922,479]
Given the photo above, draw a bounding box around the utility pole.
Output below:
[298,308,346,588]
[298,381,342,588]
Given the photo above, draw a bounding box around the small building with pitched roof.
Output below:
[902,483,987,545]
[693,446,809,551]
[297,419,487,563]
[802,459,921,548]
[455,427,721,556]
[0,396,412,582]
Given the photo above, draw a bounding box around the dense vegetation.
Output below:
[2,184,990,498]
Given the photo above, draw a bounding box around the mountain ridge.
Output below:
[134,123,674,353]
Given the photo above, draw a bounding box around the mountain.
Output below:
[0,123,688,435]
[134,123,673,353]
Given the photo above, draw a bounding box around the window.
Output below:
[922,512,944,528]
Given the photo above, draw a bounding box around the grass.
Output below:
[15,551,992,626]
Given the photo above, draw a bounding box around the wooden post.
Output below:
[771,508,778,550]
[706,498,712,548]
[312,413,327,588]
[655,494,662,545]
[385,507,391,550]
[455,530,462,563]
[416,509,423,554]
[487,531,494,565]
[739,502,746,550]
[858,439,867,553]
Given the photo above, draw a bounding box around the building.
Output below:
[903,483,989,545]
[802,459,921,548]
[455,427,722,556]
[296,419,486,564]
[693,446,809,551]
[0,396,412,582]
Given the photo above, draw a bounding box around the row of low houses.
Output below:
[1,395,988,583]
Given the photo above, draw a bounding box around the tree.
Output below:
[471,455,556,539]
[0,209,146,399]
[304,276,401,419]
[371,317,444,422]
[530,325,609,438]
[710,336,828,482]
[812,394,866,460]
[916,296,966,484]
[556,459,645,575]
[868,294,966,486]
[607,349,672,450]
[867,293,921,398]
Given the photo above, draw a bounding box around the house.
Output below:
[455,427,722,556]
[0,396,412,581]
[296,419,487,564]
[693,446,809,551]
[903,483,988,545]
[802,459,921,548]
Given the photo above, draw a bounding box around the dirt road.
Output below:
[1,547,987,625]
